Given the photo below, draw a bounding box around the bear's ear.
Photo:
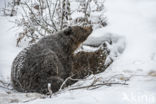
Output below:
[64,26,72,35]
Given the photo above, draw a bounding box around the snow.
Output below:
[0,0,156,104]
[0,17,22,82]
[104,0,156,73]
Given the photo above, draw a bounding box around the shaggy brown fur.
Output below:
[11,26,110,94]
[72,47,108,79]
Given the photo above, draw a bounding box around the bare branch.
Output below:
[60,0,65,30]
[24,2,52,34]
[59,75,81,91]
[69,82,128,91]
[45,0,57,31]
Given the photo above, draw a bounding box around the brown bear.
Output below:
[11,26,110,94]
[72,44,110,79]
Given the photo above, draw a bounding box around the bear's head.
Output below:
[63,26,93,53]
[66,26,93,42]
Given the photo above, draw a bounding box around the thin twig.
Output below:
[0,80,13,90]
[23,97,39,103]
[69,82,128,91]
[52,0,58,19]
[60,0,66,30]
[59,76,72,91]
[45,0,57,31]
[24,2,52,33]
[59,75,81,91]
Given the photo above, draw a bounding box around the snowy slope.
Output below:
[0,0,156,104]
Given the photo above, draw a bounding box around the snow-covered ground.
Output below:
[0,0,156,104]
[0,18,21,82]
